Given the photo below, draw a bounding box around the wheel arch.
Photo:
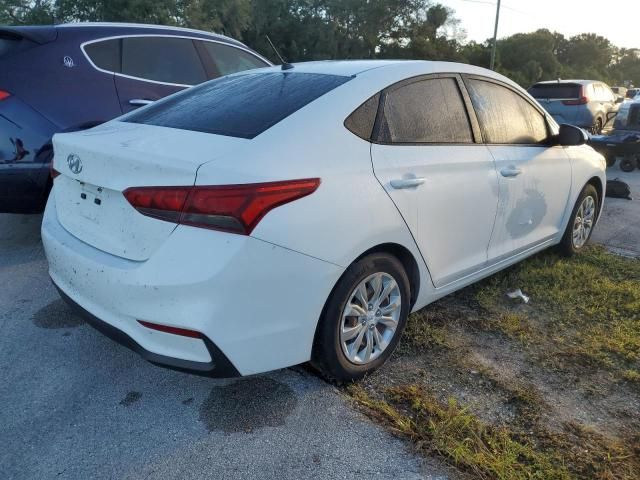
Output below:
[587,175,603,218]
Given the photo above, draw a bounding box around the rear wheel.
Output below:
[559,184,598,256]
[311,253,410,383]
[591,117,603,135]
[620,155,637,172]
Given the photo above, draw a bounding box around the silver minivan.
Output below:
[529,80,622,134]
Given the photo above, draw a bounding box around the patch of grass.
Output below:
[402,311,451,351]
[349,384,640,480]
[474,246,640,377]
[622,369,640,382]
[349,384,570,480]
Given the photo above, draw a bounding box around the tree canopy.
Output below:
[2,0,639,87]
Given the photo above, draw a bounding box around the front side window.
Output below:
[124,72,351,139]
[84,39,121,72]
[121,37,207,85]
[377,77,473,143]
[466,79,548,144]
[199,41,267,77]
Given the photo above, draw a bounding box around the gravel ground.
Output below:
[0,214,452,480]
[591,162,640,257]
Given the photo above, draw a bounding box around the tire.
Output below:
[559,184,599,256]
[311,253,411,383]
[620,155,637,172]
[591,117,603,135]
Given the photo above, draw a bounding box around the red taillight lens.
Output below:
[50,164,60,179]
[124,178,320,235]
[137,320,202,338]
[0,90,10,101]
[562,86,588,105]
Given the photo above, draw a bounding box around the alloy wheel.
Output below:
[572,195,595,248]
[340,272,401,365]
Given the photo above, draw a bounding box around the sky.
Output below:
[439,0,638,50]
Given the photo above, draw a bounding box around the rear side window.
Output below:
[198,41,267,77]
[344,93,380,140]
[377,77,473,143]
[528,84,581,99]
[84,39,121,72]
[467,79,548,144]
[122,37,207,85]
[125,72,351,139]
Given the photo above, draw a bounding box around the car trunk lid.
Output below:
[52,121,245,261]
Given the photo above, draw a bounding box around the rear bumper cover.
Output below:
[54,283,240,377]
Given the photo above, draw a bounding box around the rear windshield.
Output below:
[528,84,581,99]
[124,71,351,139]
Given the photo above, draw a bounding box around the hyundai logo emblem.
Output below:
[67,154,83,174]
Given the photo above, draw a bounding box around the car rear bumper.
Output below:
[54,283,240,377]
[42,190,343,376]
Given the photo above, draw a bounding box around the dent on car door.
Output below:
[369,75,499,288]
[115,36,208,112]
[463,77,572,262]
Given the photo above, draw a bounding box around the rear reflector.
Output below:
[50,165,60,179]
[0,90,10,101]
[124,178,320,235]
[137,320,203,338]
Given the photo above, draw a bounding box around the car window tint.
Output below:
[344,93,380,140]
[121,37,206,85]
[467,79,548,144]
[124,72,351,139]
[199,41,267,77]
[378,78,473,143]
[528,84,581,99]
[84,39,121,73]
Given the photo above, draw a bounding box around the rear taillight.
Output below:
[124,178,320,235]
[563,86,588,105]
[0,90,10,101]
[50,164,60,179]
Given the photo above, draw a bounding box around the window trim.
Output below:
[80,34,270,88]
[461,74,555,147]
[369,73,482,146]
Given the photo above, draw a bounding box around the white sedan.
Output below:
[42,60,606,381]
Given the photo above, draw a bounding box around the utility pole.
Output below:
[489,0,501,70]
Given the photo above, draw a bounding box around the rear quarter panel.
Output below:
[194,68,436,310]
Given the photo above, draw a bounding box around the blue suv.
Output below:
[0,23,270,213]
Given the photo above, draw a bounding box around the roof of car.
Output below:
[533,79,600,85]
[256,59,511,81]
[56,22,246,48]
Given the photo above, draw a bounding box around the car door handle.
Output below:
[500,167,522,178]
[390,177,426,189]
[129,99,154,106]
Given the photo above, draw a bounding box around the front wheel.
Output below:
[311,253,410,383]
[559,184,599,256]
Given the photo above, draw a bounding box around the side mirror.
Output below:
[558,124,588,146]
[616,95,624,104]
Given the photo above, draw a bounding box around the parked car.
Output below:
[43,60,606,382]
[590,97,640,170]
[626,88,640,100]
[528,79,622,134]
[611,86,627,99]
[0,22,270,214]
